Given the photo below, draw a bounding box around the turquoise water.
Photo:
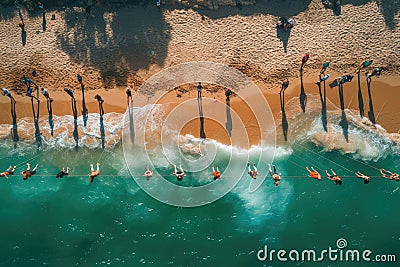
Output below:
[0,133,399,266]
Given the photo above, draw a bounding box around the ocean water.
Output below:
[0,105,399,267]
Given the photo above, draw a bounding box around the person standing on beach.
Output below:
[316,74,330,85]
[26,87,39,101]
[268,164,281,186]
[1,88,15,101]
[325,169,342,185]
[366,68,381,79]
[279,79,289,95]
[126,87,132,106]
[225,88,233,101]
[89,163,100,183]
[358,60,373,71]
[77,74,83,84]
[197,82,203,98]
[21,163,39,180]
[320,61,330,74]
[300,53,310,69]
[41,88,52,101]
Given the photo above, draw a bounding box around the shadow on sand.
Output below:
[47,99,54,136]
[81,84,88,127]
[11,99,19,147]
[366,77,376,124]
[317,79,328,132]
[279,92,288,141]
[357,71,365,118]
[31,98,42,147]
[225,97,232,137]
[71,98,79,148]
[338,83,349,142]
[299,68,307,113]
[99,101,105,149]
[197,97,206,139]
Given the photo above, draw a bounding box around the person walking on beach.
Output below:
[212,166,221,180]
[0,166,17,179]
[89,163,100,183]
[306,167,322,180]
[21,163,39,180]
[225,88,233,101]
[77,74,83,84]
[247,162,260,179]
[268,164,281,186]
[379,169,399,181]
[41,88,52,101]
[95,94,105,115]
[300,53,310,69]
[56,167,70,178]
[320,61,330,74]
[126,87,132,106]
[316,74,330,85]
[64,88,75,100]
[173,164,185,181]
[1,88,15,101]
[279,79,289,95]
[325,169,342,185]
[197,82,203,98]
[355,171,370,184]
[144,168,153,180]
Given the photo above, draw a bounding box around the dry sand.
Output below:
[0,0,399,147]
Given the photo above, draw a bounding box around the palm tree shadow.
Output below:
[197,97,206,139]
[338,84,349,142]
[299,68,307,113]
[366,77,376,124]
[280,92,288,141]
[357,71,365,118]
[225,97,232,137]
[317,79,328,132]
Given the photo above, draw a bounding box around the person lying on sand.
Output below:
[89,163,100,183]
[0,166,16,179]
[325,169,342,185]
[212,166,221,180]
[306,167,321,180]
[21,163,38,180]
[247,162,260,179]
[268,164,281,186]
[355,171,370,184]
[144,168,153,180]
[173,164,185,181]
[379,169,399,181]
[56,167,70,178]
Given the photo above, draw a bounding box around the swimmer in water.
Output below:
[89,163,100,183]
[20,163,38,180]
[212,166,221,180]
[173,164,185,181]
[144,167,153,180]
[325,169,342,185]
[247,162,260,179]
[355,171,370,184]
[56,167,70,178]
[379,169,399,181]
[306,167,322,180]
[0,166,16,179]
[268,164,281,186]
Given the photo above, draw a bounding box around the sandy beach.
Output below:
[0,0,399,147]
